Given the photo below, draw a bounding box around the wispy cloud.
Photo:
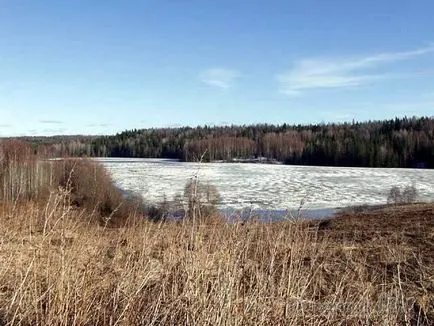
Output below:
[200,68,240,89]
[39,120,64,124]
[0,124,12,128]
[277,45,434,96]
[86,123,110,128]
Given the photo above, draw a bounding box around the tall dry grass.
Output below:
[0,191,432,325]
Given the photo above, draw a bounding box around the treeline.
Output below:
[17,116,434,168]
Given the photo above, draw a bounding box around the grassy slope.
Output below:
[0,197,433,325]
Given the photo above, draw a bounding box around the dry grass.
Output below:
[0,191,433,325]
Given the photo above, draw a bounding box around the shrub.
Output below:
[51,159,145,223]
[183,177,221,220]
[387,185,419,205]
[401,185,418,204]
[146,178,222,222]
[0,140,145,225]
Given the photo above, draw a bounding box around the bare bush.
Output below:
[0,141,144,224]
[146,180,221,222]
[184,177,221,220]
[387,185,419,205]
[402,185,419,204]
[51,159,145,224]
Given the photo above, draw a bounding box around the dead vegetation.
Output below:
[0,140,144,226]
[1,195,433,325]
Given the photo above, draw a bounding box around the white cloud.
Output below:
[199,68,240,89]
[39,119,64,124]
[277,45,434,96]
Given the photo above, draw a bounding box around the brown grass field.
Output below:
[1,199,433,325]
[0,140,433,325]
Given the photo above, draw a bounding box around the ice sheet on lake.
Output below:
[98,158,434,210]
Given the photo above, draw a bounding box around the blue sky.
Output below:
[1,0,433,136]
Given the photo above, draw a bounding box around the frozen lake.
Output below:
[98,158,434,211]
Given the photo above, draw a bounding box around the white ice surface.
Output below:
[97,158,434,210]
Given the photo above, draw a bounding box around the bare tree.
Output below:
[387,185,418,205]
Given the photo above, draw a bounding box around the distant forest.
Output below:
[19,117,434,168]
